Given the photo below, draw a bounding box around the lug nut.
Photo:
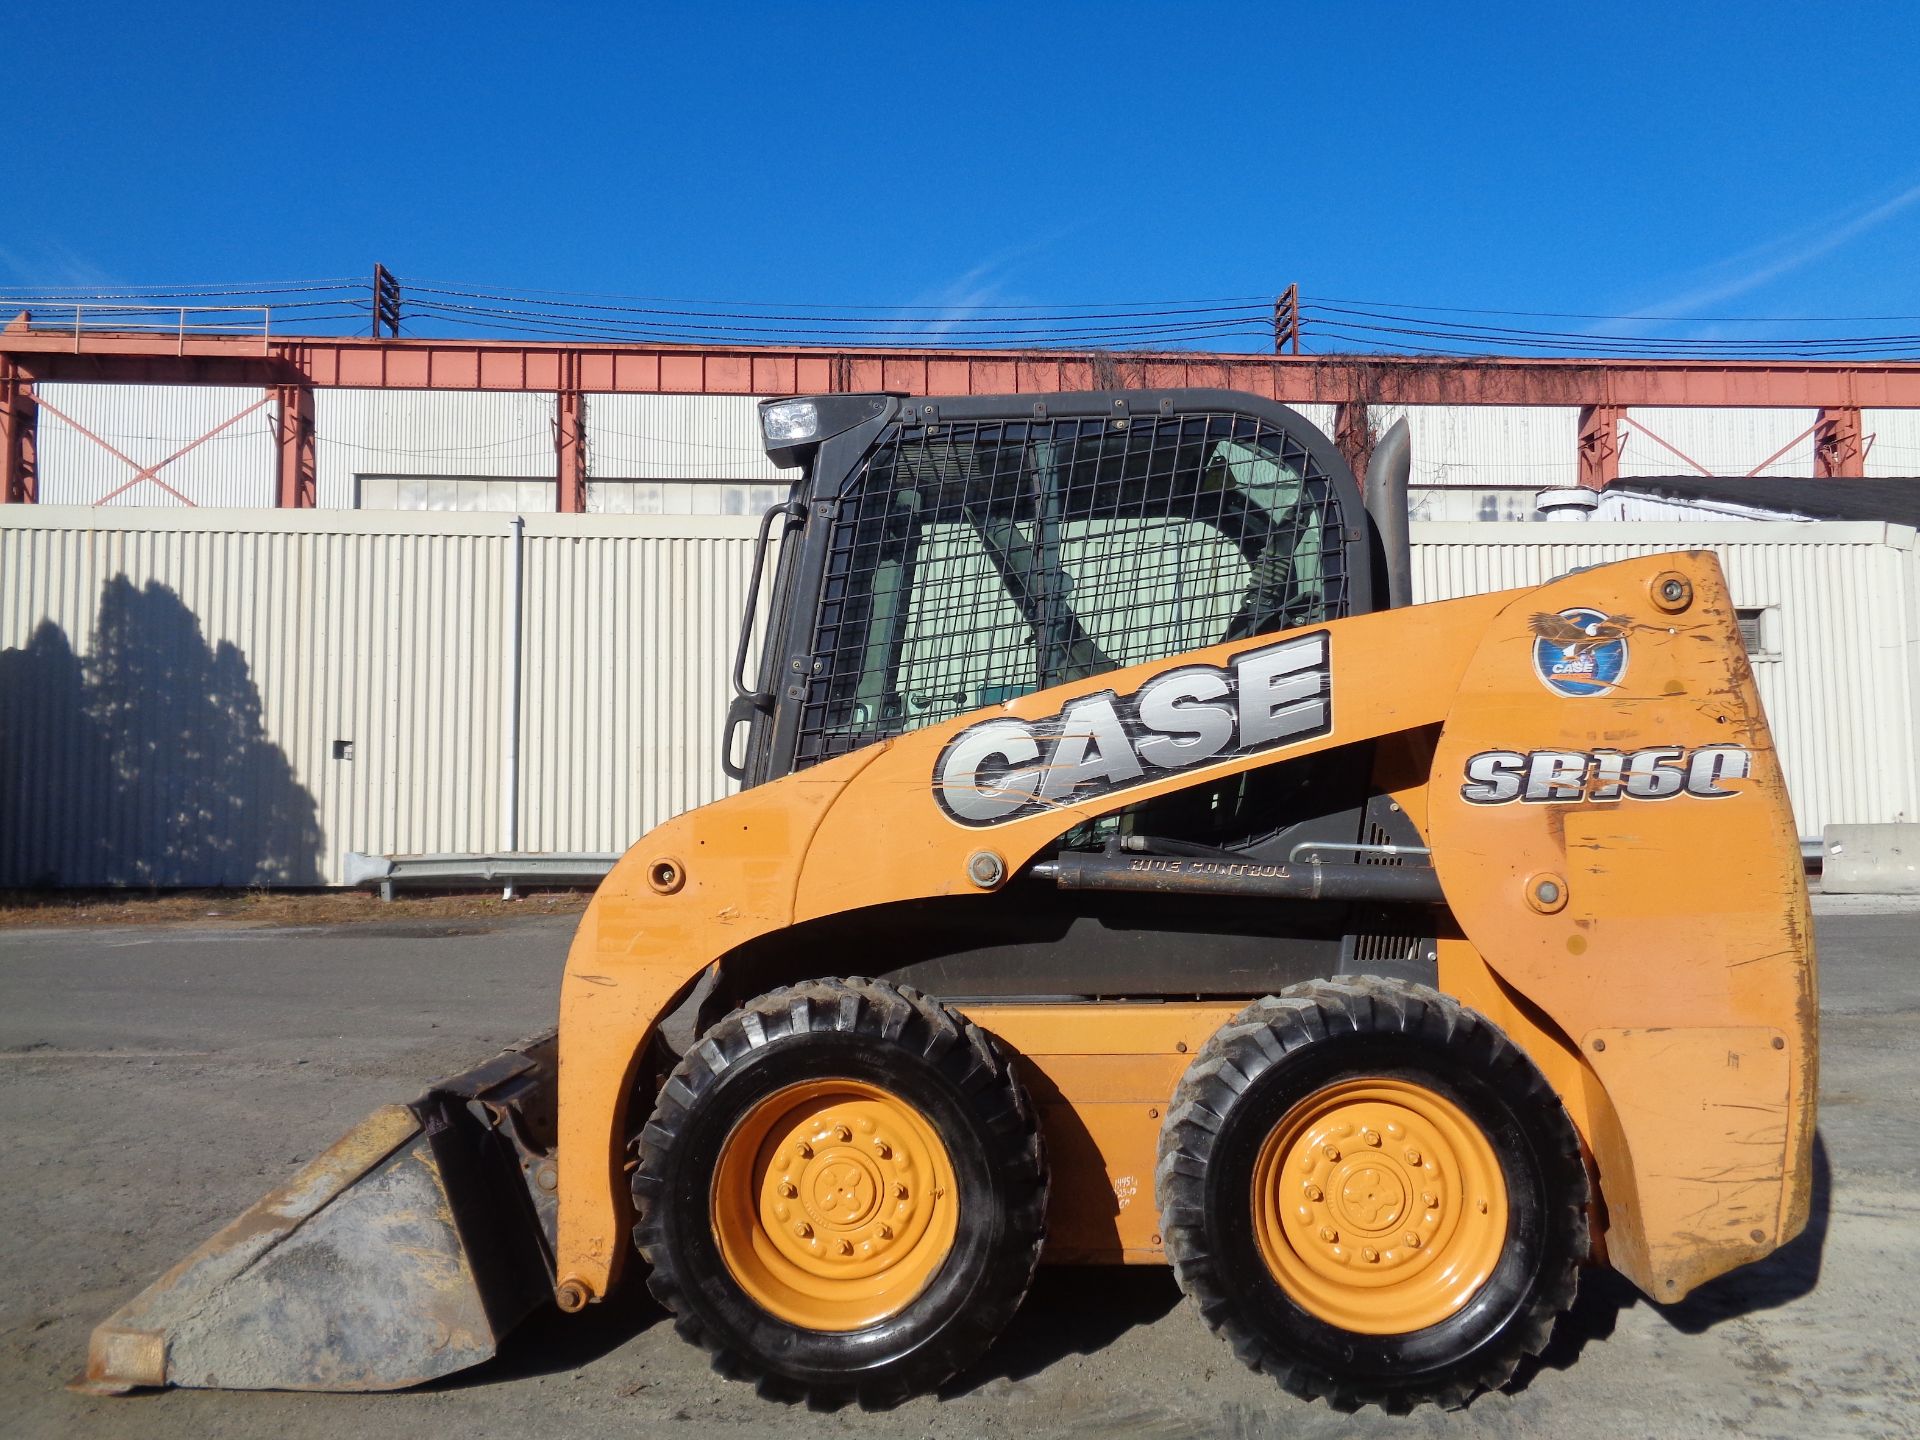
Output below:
[1404,1149,1422,1166]
[795,1141,813,1160]
[778,1180,797,1198]
[1422,1191,1438,1209]
[793,1221,812,1238]
[837,1239,854,1256]
[1362,1247,1380,1263]
[873,1140,892,1159]
[1362,1129,1381,1147]
[834,1124,853,1142]
[1319,1226,1339,1244]
[893,1182,909,1199]
[1322,1145,1341,1162]
[1404,1232,1421,1248]
[877,1222,893,1239]
[1303,1183,1324,1202]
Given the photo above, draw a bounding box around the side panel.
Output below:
[553,552,1814,1308]
[1424,552,1816,1299]
[960,1003,1239,1263]
[556,590,1507,1300]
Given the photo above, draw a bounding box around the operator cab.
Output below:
[729,390,1400,788]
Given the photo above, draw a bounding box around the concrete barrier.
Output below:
[1822,824,1920,894]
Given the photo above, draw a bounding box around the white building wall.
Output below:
[585,394,792,480]
[1862,409,1920,476]
[0,507,777,885]
[0,507,511,884]
[1370,405,1580,490]
[1619,407,1817,477]
[1281,402,1337,438]
[3,508,1912,885]
[517,519,766,851]
[34,383,276,508]
[313,389,557,508]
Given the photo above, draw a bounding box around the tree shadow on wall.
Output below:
[0,577,323,887]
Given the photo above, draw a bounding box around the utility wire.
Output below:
[11,273,1920,357]
[405,277,1273,310]
[1305,294,1920,324]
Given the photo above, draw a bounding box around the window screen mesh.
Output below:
[794,411,1349,768]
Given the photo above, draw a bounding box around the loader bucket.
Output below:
[76,1034,560,1393]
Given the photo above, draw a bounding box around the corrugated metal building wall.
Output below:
[1376,405,1581,490]
[1619,407,1819,477]
[517,519,764,852]
[584,394,795,515]
[34,383,277,508]
[585,394,786,480]
[24,387,1912,517]
[0,508,750,885]
[1864,409,1920,476]
[3,508,1914,885]
[0,509,512,885]
[314,389,557,509]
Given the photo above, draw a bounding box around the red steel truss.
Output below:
[7,327,1920,504]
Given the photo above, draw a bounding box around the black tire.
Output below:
[631,977,1048,1408]
[1155,977,1587,1413]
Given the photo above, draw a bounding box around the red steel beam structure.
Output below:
[555,351,588,514]
[1,355,36,504]
[5,328,1918,504]
[1814,406,1867,479]
[10,329,1920,404]
[273,382,316,508]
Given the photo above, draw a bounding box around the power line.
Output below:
[405,277,1273,310]
[1302,303,1920,350]
[404,284,1269,325]
[1304,294,1920,324]
[11,272,1920,358]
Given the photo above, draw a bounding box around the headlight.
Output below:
[760,399,819,445]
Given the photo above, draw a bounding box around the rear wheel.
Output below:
[1155,978,1586,1412]
[632,978,1047,1407]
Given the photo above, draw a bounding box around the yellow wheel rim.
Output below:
[711,1078,959,1332]
[1251,1077,1509,1335]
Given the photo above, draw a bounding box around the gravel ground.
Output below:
[1,902,1914,1439]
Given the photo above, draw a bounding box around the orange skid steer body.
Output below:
[81,390,1815,1413]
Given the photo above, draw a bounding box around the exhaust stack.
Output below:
[1363,416,1413,608]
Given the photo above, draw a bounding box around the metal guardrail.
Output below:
[345,851,620,901]
[19,303,276,354]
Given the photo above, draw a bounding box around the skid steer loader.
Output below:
[80,389,1816,1412]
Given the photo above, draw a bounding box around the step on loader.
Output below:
[79,389,1816,1412]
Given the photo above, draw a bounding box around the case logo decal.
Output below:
[1530,609,1631,696]
[934,632,1332,826]
[1461,745,1753,805]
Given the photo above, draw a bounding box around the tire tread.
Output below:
[632,976,1047,1409]
[1155,976,1588,1413]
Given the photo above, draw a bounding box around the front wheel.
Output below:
[632,978,1047,1407]
[1155,978,1587,1412]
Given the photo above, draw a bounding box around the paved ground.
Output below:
[1,902,1915,1439]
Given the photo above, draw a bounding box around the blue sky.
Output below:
[9,2,1920,348]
